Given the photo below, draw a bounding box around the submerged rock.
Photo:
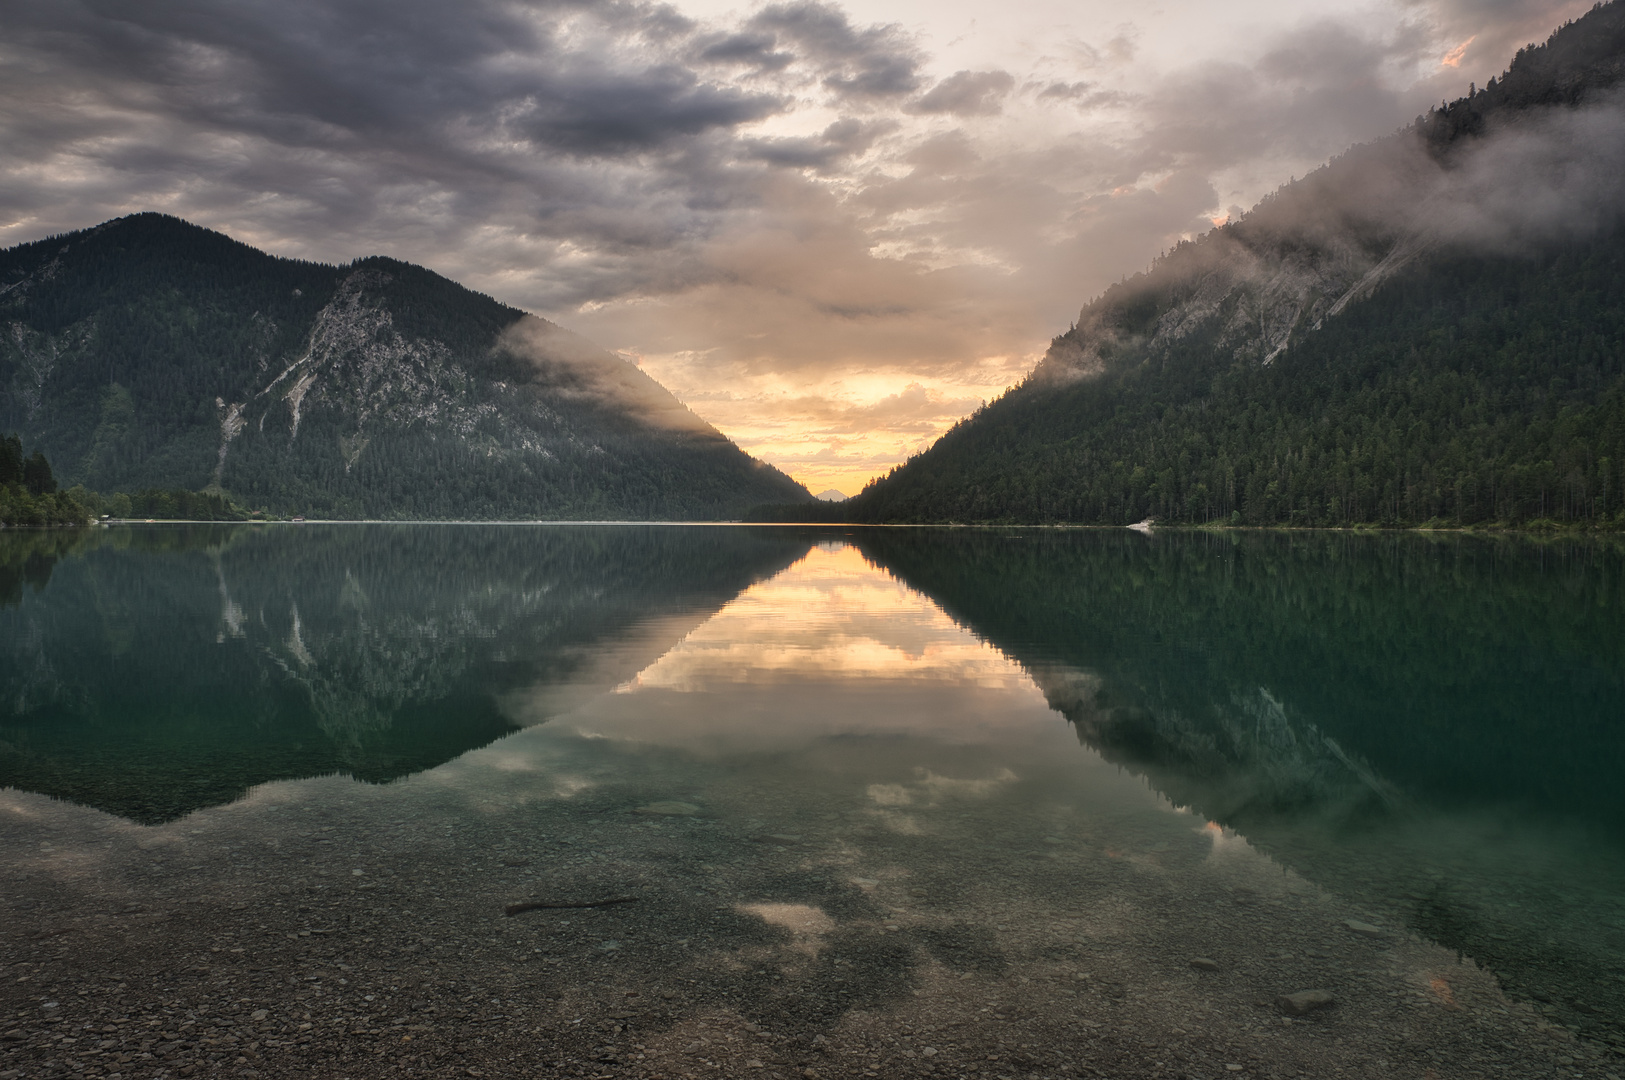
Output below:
[1277,989,1337,1015]
[636,802,702,816]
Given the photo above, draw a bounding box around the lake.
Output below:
[1,524,1621,1080]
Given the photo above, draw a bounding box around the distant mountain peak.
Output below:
[814,488,848,502]
[1,216,812,519]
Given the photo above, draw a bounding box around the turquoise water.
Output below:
[2,524,1622,1054]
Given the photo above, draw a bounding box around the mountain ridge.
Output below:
[825,1,1625,528]
[1,213,812,519]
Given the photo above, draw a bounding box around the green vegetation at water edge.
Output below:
[0,433,91,526]
[1,434,250,525]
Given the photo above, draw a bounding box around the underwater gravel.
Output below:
[1,764,1616,1080]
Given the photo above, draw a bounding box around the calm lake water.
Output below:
[1,524,1622,1078]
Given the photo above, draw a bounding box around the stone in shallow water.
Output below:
[1190,957,1220,971]
[1344,919,1385,938]
[1277,989,1336,1015]
[635,802,701,816]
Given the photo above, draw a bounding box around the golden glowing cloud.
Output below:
[1442,36,1477,68]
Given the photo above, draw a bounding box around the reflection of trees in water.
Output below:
[1035,664,1401,826]
[0,528,97,606]
[860,528,1625,824]
[859,528,1625,1047]
[0,530,110,717]
[276,602,507,752]
[0,524,811,821]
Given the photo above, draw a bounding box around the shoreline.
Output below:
[3,518,1622,538]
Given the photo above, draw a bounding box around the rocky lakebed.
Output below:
[1,749,1611,1080]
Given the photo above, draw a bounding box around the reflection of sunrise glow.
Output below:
[550,543,1059,751]
[615,545,1034,693]
[1203,819,1252,860]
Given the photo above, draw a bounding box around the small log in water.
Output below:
[504,896,640,916]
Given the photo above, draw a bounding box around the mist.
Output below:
[495,316,719,436]
[1033,84,1625,386]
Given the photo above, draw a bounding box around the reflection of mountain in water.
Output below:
[1030,664,1404,824]
[0,524,808,823]
[0,528,94,608]
[859,528,1625,1044]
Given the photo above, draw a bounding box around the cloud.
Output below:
[1126,19,1438,181]
[496,315,719,434]
[746,0,924,99]
[745,117,894,171]
[1420,93,1625,248]
[512,67,784,155]
[1034,80,1131,110]
[695,31,795,70]
[1401,0,1595,82]
[908,70,1016,116]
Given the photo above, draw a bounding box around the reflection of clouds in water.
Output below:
[914,768,1019,801]
[867,782,913,806]
[737,902,837,955]
[867,769,1018,808]
[1202,819,1254,863]
[554,544,1057,753]
[610,545,1035,694]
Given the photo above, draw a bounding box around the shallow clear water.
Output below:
[1,524,1622,1076]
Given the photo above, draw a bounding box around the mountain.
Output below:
[0,214,812,519]
[814,488,848,502]
[839,3,1625,528]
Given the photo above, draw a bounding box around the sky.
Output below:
[0,0,1595,496]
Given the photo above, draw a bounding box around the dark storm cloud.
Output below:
[908,70,1016,117]
[0,0,868,309]
[513,66,784,154]
[1,0,776,158]
[695,31,796,71]
[747,1,924,100]
[745,118,893,170]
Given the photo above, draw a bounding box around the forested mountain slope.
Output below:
[0,215,810,519]
[843,2,1625,527]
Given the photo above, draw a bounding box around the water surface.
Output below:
[1,525,1620,1078]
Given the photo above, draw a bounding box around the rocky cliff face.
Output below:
[0,214,810,518]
